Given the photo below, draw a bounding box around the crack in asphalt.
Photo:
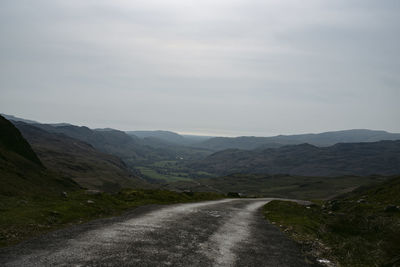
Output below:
[0,199,315,266]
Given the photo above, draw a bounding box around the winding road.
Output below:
[0,198,316,266]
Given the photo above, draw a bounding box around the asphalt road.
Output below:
[0,199,317,266]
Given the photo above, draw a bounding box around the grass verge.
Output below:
[0,189,223,248]
[263,177,400,266]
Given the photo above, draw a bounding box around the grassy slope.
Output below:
[263,176,400,266]
[0,147,78,198]
[15,122,149,192]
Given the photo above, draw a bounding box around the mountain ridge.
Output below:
[195,129,400,151]
[190,140,400,176]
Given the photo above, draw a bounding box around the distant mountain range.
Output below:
[29,124,210,164]
[127,129,400,150]
[194,129,400,151]
[190,141,400,176]
[3,113,400,179]
[4,114,400,151]
[2,114,214,164]
[127,130,214,146]
[1,114,40,125]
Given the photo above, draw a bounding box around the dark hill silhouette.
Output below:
[0,116,78,196]
[0,115,42,167]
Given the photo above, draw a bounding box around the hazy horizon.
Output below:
[3,112,400,138]
[1,1,399,136]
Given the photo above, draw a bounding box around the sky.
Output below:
[0,0,399,137]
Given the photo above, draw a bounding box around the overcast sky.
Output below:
[0,0,399,136]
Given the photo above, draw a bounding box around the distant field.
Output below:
[137,161,215,183]
[137,166,192,182]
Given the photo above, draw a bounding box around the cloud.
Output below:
[0,0,399,135]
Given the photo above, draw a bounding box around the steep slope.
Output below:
[196,129,400,151]
[0,115,42,166]
[15,122,148,192]
[29,124,182,165]
[190,141,400,176]
[0,116,78,197]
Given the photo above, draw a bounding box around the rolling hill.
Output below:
[190,141,400,176]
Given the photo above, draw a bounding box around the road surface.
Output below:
[0,198,317,266]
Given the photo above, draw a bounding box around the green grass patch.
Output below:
[263,177,400,266]
[136,166,193,182]
[150,161,180,168]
